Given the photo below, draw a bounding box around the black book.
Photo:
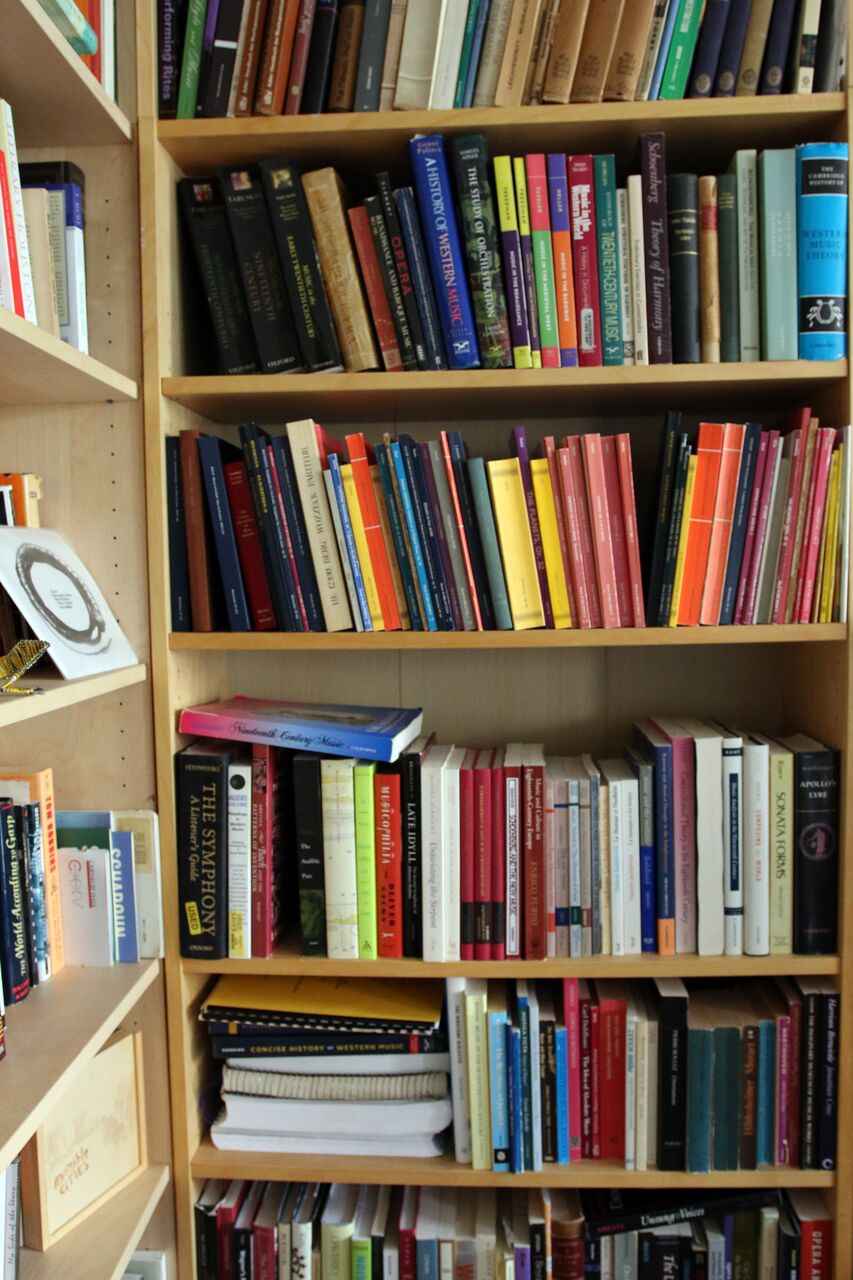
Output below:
[353,0,392,110]
[400,736,428,957]
[638,133,673,365]
[0,799,30,1005]
[159,0,189,117]
[22,802,47,983]
[398,434,453,629]
[645,411,681,617]
[195,1179,226,1280]
[197,434,253,632]
[654,978,688,1172]
[539,1014,557,1164]
[13,805,37,989]
[201,0,246,117]
[176,739,233,958]
[777,1202,800,1279]
[780,734,839,954]
[581,1189,781,1238]
[233,1180,265,1280]
[301,0,340,113]
[218,166,304,374]
[656,434,691,627]
[817,983,838,1171]
[292,753,327,956]
[178,178,260,375]
[376,172,428,369]
[719,422,762,625]
[797,977,821,1168]
[529,1212,546,1280]
[258,160,344,373]
[238,422,294,631]
[364,195,418,370]
[667,173,700,364]
[166,437,192,631]
[813,0,848,91]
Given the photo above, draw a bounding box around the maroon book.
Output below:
[284,0,318,114]
[224,460,276,630]
[179,430,215,631]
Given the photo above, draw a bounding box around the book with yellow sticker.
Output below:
[201,973,446,1034]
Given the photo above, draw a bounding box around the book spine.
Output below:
[472,0,514,105]
[198,437,252,631]
[348,204,404,372]
[542,0,590,102]
[793,748,839,954]
[523,763,546,959]
[657,995,687,1170]
[390,443,438,631]
[364,193,418,371]
[353,0,391,108]
[223,460,276,631]
[796,142,848,361]
[667,172,700,364]
[0,807,29,1003]
[513,156,542,367]
[801,987,819,1166]
[603,0,657,100]
[721,422,761,624]
[374,772,403,958]
[347,432,403,630]
[717,171,740,362]
[376,443,423,630]
[634,0,671,99]
[468,456,513,630]
[377,171,429,369]
[758,148,798,361]
[176,0,208,117]
[593,154,621,367]
[272,436,325,628]
[459,766,475,960]
[439,432,484,629]
[567,154,602,366]
[177,750,228,958]
[233,0,270,114]
[659,0,704,98]
[353,763,378,957]
[166,437,191,631]
[227,760,252,959]
[510,428,554,627]
[615,189,634,364]
[546,152,579,367]
[449,134,512,368]
[401,748,423,957]
[639,132,672,363]
[256,0,300,112]
[201,0,246,116]
[394,186,448,370]
[462,0,492,107]
[759,0,797,92]
[626,174,649,365]
[260,438,308,630]
[818,989,838,1170]
[378,0,407,110]
[419,441,463,628]
[734,150,761,361]
[400,435,452,628]
[714,0,751,94]
[293,755,327,956]
[524,153,560,367]
[448,431,495,629]
[698,175,721,363]
[239,423,293,630]
[687,0,730,96]
[793,0,822,93]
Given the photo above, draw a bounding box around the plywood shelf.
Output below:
[19,1163,170,1280]
[158,93,847,172]
[190,1138,835,1188]
[0,960,160,1170]
[0,308,138,407]
[2,0,131,147]
[0,665,147,730]
[162,362,846,424]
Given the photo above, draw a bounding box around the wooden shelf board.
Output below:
[190,1139,835,1188]
[2,0,131,147]
[162,362,846,424]
[158,93,847,172]
[183,945,840,978]
[0,309,137,406]
[170,624,847,653]
[19,1163,170,1280]
[0,959,160,1169]
[0,665,147,730]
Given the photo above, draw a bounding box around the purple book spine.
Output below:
[546,152,577,368]
[419,442,463,629]
[203,0,221,52]
[509,426,554,628]
[776,1015,791,1165]
[514,1246,531,1280]
[518,228,541,365]
[501,226,531,363]
[639,132,673,365]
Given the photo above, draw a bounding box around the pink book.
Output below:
[771,409,812,622]
[543,436,578,624]
[566,437,604,627]
[524,153,560,367]
[776,1012,792,1166]
[473,749,493,960]
[268,443,309,631]
[797,428,836,622]
[742,431,782,625]
[581,434,620,628]
[600,435,632,626]
[578,981,593,1159]
[733,430,770,625]
[544,770,557,957]
[490,748,506,960]
[557,446,593,628]
[700,422,746,625]
[459,750,476,962]
[652,718,697,954]
[589,993,601,1159]
[563,978,582,1162]
[616,433,646,627]
[567,154,603,367]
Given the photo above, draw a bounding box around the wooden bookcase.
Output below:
[0,1,175,1274]
[135,4,853,1273]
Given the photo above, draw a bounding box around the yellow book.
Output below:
[530,457,571,628]
[341,462,384,631]
[203,974,446,1026]
[512,156,542,368]
[465,983,492,1170]
[494,156,533,369]
[669,455,697,627]
[487,458,545,629]
[819,449,842,623]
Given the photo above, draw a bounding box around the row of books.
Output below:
[175,695,840,961]
[38,0,117,98]
[162,0,849,121]
[168,410,852,638]
[181,134,849,380]
[194,1180,833,1280]
[0,473,41,530]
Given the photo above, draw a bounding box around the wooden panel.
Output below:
[0,307,136,405]
[0,665,146,729]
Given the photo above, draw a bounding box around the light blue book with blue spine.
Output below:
[554,1024,569,1165]
[109,830,139,963]
[488,995,510,1171]
[796,142,849,360]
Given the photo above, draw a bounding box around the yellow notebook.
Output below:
[203,974,445,1026]
[530,457,572,628]
[494,156,532,369]
[487,458,545,630]
[512,157,542,368]
[341,462,384,631]
[669,455,697,627]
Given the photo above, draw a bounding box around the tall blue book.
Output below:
[796,142,848,360]
[109,830,140,963]
[409,136,480,370]
[488,997,510,1172]
[197,435,252,631]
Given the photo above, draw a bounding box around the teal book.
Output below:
[593,155,622,367]
[454,0,483,108]
[756,1015,776,1167]
[686,1020,713,1173]
[36,0,97,53]
[730,150,760,362]
[758,150,797,361]
[717,173,740,363]
[712,1026,741,1171]
[467,456,513,630]
[659,0,705,99]
[176,0,209,119]
[796,142,849,360]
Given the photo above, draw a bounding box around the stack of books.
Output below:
[179,133,849,375]
[203,975,451,1156]
[445,976,838,1173]
[162,0,849,119]
[176,696,841,963]
[37,0,116,99]
[194,1179,834,1279]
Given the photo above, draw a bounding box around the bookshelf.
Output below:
[0,0,175,1272]
[136,5,853,1274]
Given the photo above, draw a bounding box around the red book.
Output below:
[523,746,546,959]
[180,430,215,631]
[223,460,276,630]
[267,443,309,631]
[399,1188,419,1280]
[567,154,602,367]
[473,748,493,960]
[459,750,476,961]
[797,428,837,622]
[616,433,646,626]
[543,436,578,624]
[581,434,619,628]
[490,747,506,960]
[348,205,403,371]
[600,435,632,627]
[733,430,770,625]
[346,431,402,630]
[578,980,593,1159]
[251,745,284,957]
[791,1191,833,1280]
[375,769,403,958]
[254,0,301,115]
[596,984,627,1161]
[0,149,22,318]
[700,421,746,625]
[771,408,813,622]
[252,1183,285,1280]
[677,421,725,627]
[524,153,560,367]
[741,430,781,625]
[588,985,601,1159]
[440,431,483,629]
[556,446,593,629]
[216,1180,248,1280]
[284,0,317,113]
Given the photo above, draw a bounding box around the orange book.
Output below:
[699,422,746,625]
[0,767,62,974]
[345,433,401,631]
[580,434,619,628]
[254,0,300,115]
[676,422,725,626]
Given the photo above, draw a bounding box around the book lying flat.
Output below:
[201,974,445,1034]
[223,1051,452,1075]
[210,1119,447,1158]
[217,1091,453,1136]
[222,1066,449,1100]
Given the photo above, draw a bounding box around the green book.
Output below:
[659,0,705,99]
[36,0,97,54]
[351,1236,372,1280]
[176,0,208,120]
[353,761,377,959]
[593,155,623,367]
[454,0,482,108]
[758,149,797,361]
[712,1026,741,1171]
[730,150,760,363]
[467,456,513,630]
[717,173,740,364]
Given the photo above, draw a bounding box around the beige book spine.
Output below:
[734,0,775,95]
[394,0,443,108]
[379,0,408,110]
[22,189,59,338]
[301,169,379,373]
[494,0,544,108]
[525,0,560,103]
[602,0,658,101]
[571,0,625,101]
[698,176,721,364]
[542,0,590,102]
[472,0,515,105]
